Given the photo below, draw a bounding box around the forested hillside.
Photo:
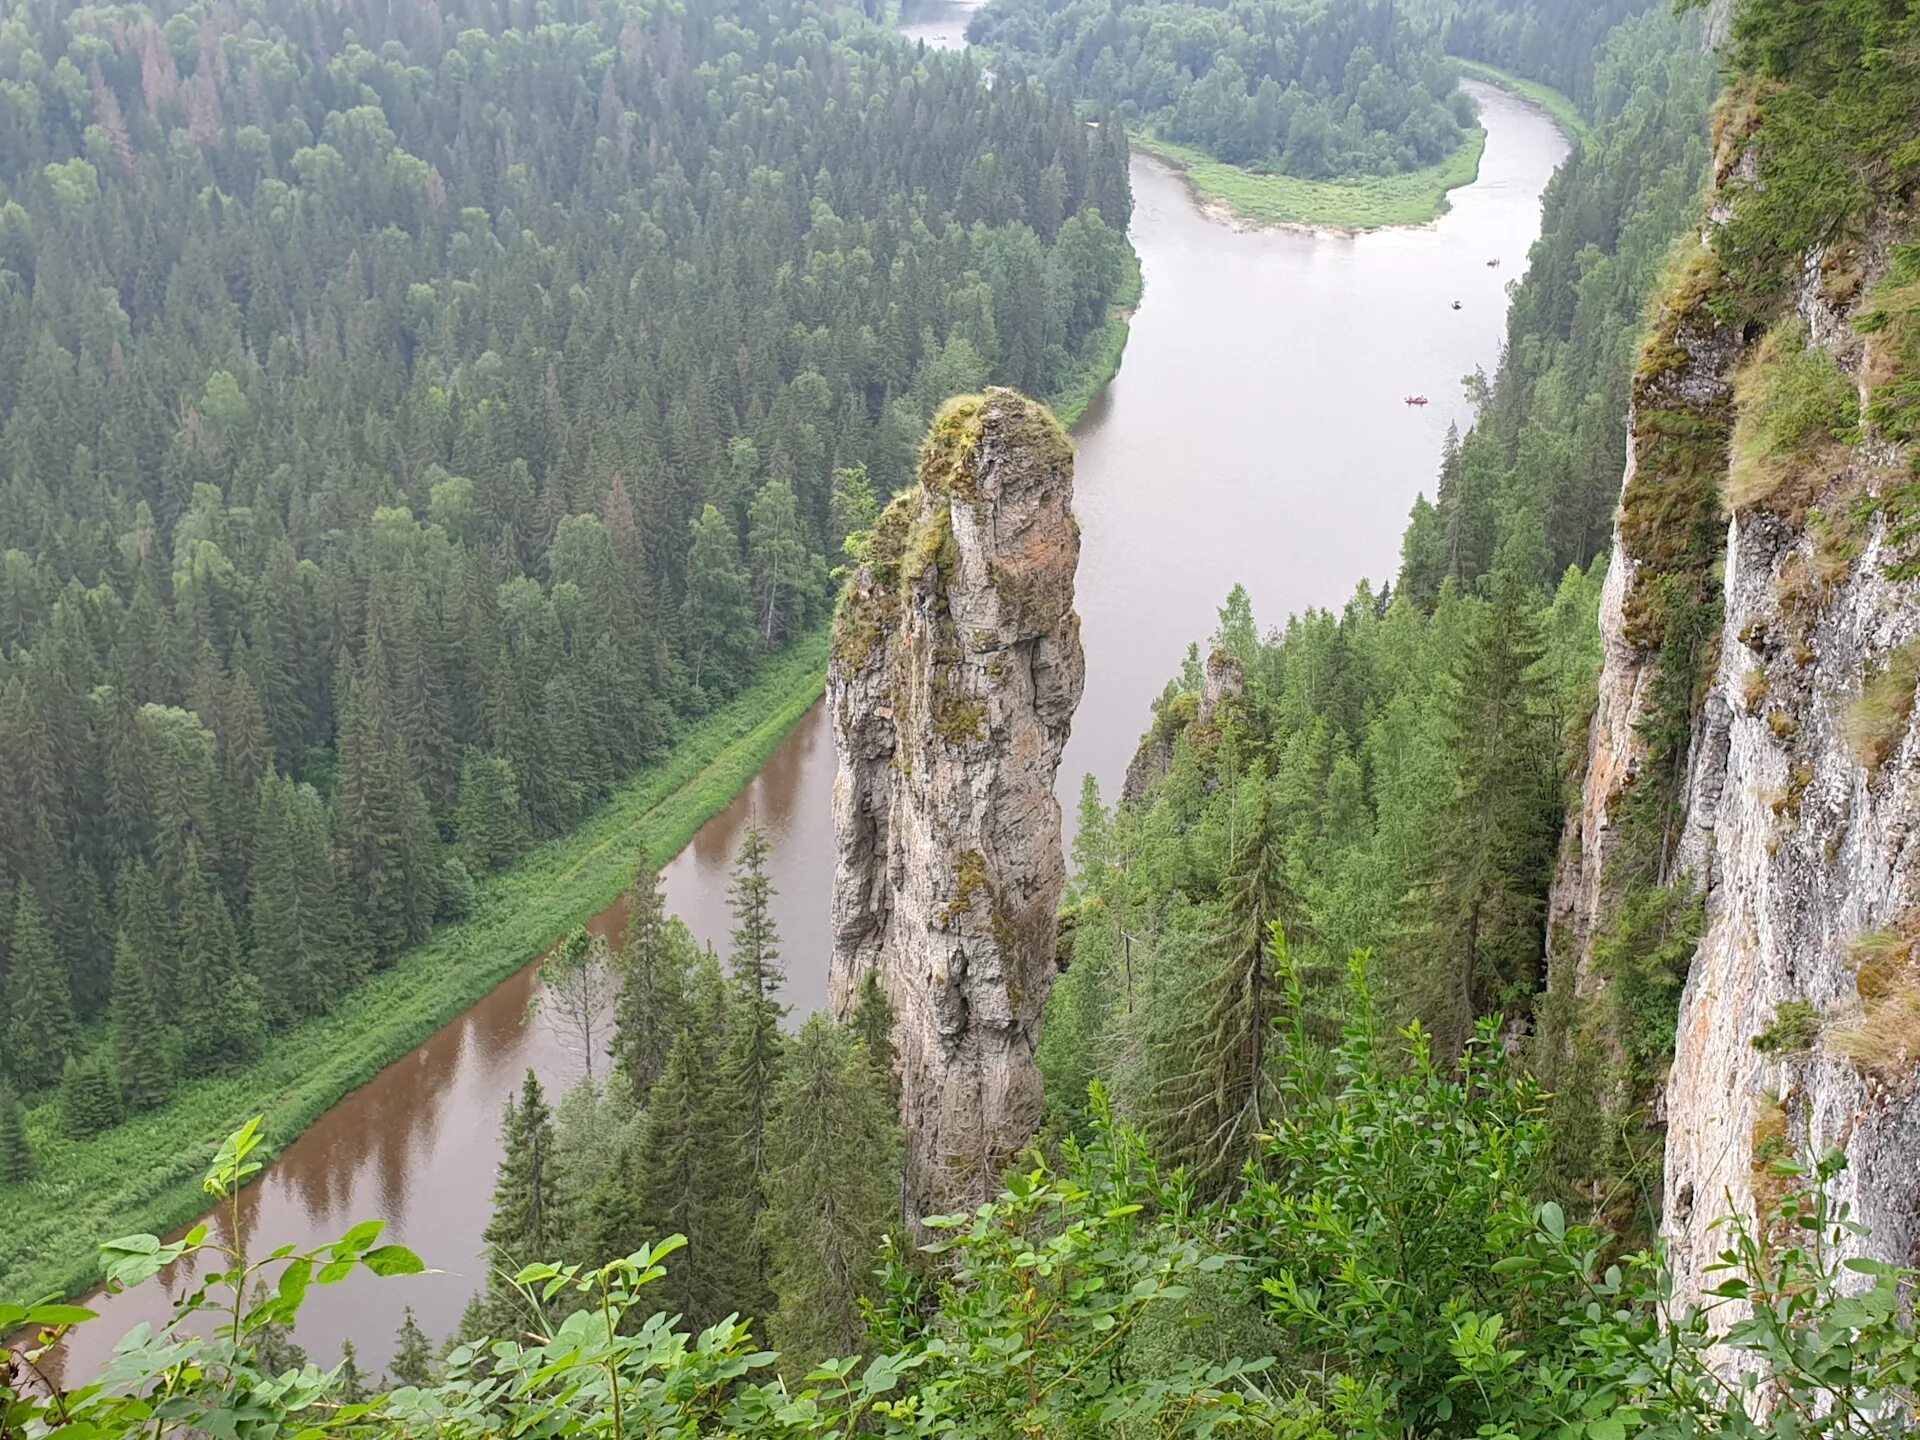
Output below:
[1422,0,1663,107]
[1048,0,1715,1226]
[968,0,1473,179]
[0,0,1133,1117]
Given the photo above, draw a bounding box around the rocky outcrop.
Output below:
[828,388,1084,1231]
[1660,253,1920,1313]
[1557,215,1920,1317]
[1120,648,1245,805]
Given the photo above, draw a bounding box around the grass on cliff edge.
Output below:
[1133,125,1487,231]
[0,633,829,1305]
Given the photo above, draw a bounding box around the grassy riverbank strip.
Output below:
[1051,249,1143,427]
[2,635,829,1304]
[1452,59,1585,139]
[1132,125,1487,231]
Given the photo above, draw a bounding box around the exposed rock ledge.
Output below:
[828,388,1084,1232]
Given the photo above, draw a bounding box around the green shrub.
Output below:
[1751,998,1822,1055]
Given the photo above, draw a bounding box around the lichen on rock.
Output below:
[828,387,1084,1232]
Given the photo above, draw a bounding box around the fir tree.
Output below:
[723,827,787,1309]
[389,1307,434,1387]
[455,750,527,875]
[481,1070,560,1329]
[176,846,266,1075]
[759,1014,901,1372]
[109,930,170,1110]
[747,478,814,645]
[849,970,899,1105]
[3,887,75,1091]
[611,863,691,1098]
[1409,573,1557,1055]
[1143,771,1298,1195]
[59,1053,121,1137]
[0,1081,34,1184]
[251,773,362,1024]
[335,1340,369,1404]
[638,1030,758,1331]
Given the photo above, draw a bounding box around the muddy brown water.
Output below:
[46,56,1566,1383]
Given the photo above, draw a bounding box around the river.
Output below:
[48,38,1567,1382]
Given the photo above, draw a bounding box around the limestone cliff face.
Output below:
[828,388,1084,1230]
[1660,253,1920,1310]
[1557,224,1920,1313]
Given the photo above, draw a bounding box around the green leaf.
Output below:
[1540,1202,1566,1241]
[1587,1416,1626,1440]
[362,1243,426,1276]
[24,1303,95,1326]
[336,1220,385,1256]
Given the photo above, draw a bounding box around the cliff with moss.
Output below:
[828,388,1084,1231]
[1547,0,1920,1311]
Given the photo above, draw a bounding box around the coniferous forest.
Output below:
[0,0,1133,1120]
[969,0,1474,178]
[13,0,1920,1435]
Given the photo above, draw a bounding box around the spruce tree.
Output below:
[116,860,178,1013]
[1411,572,1557,1055]
[0,1081,34,1184]
[335,1340,369,1404]
[3,887,75,1091]
[481,1070,560,1329]
[176,846,266,1075]
[1143,770,1297,1194]
[722,827,786,1310]
[455,750,527,874]
[638,1029,758,1331]
[110,931,170,1110]
[389,1307,434,1387]
[747,477,814,644]
[611,863,691,1099]
[60,1053,121,1137]
[849,970,900,1105]
[759,1014,901,1372]
[725,826,787,1144]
